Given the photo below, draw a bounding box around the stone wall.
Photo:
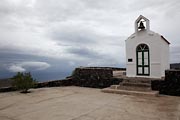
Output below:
[170,63,180,69]
[71,67,122,88]
[36,78,73,88]
[151,69,180,96]
[0,87,16,92]
[0,78,73,92]
[34,67,123,88]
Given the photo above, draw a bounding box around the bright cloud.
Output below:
[7,61,50,73]
[8,65,26,72]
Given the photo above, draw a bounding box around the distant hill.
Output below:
[170,63,180,69]
[0,78,13,88]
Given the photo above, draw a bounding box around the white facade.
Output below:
[125,15,170,78]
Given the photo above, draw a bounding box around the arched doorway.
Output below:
[136,44,150,75]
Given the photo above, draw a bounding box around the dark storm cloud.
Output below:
[66,47,101,58]
[50,26,98,45]
[0,0,180,80]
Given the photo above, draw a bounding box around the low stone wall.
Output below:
[0,87,16,92]
[0,79,73,92]
[36,78,73,88]
[33,67,123,89]
[151,69,180,96]
[76,67,126,71]
[71,67,122,88]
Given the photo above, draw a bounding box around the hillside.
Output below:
[0,78,13,88]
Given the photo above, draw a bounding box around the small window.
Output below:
[128,59,133,62]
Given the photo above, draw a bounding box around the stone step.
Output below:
[117,85,151,92]
[123,78,152,84]
[110,85,151,92]
[110,85,119,89]
[121,82,151,87]
[102,88,159,97]
[102,77,160,96]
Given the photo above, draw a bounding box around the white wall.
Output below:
[126,30,169,78]
[160,37,170,77]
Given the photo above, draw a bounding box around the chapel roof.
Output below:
[161,35,170,44]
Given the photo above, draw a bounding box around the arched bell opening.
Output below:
[135,15,150,33]
[138,19,146,31]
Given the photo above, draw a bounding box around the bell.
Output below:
[138,21,145,29]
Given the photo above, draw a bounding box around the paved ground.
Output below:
[0,86,180,120]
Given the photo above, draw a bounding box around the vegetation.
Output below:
[12,72,37,93]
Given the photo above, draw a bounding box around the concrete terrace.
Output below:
[0,87,180,120]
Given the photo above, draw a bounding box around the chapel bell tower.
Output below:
[135,15,150,33]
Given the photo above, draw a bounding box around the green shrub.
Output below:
[12,72,37,93]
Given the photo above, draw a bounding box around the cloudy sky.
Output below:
[0,0,180,81]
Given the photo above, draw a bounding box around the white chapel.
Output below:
[125,15,170,78]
